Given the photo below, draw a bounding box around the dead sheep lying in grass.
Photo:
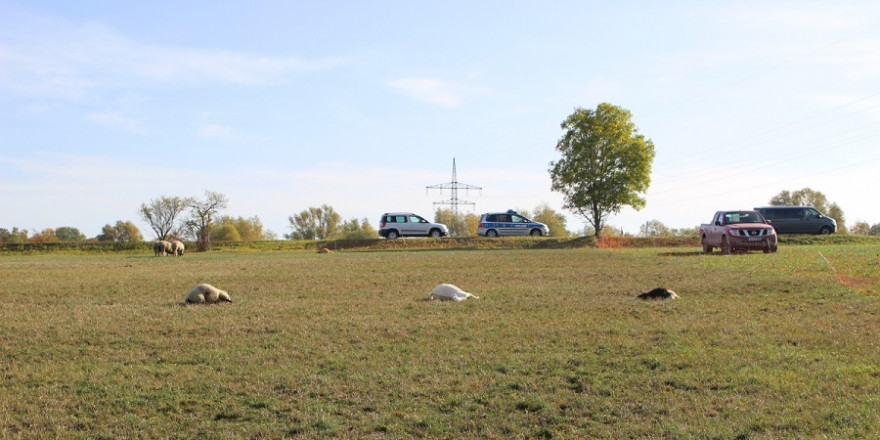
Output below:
[636,287,679,300]
[430,283,479,301]
[185,283,233,304]
[318,247,333,254]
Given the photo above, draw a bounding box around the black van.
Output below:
[753,206,837,235]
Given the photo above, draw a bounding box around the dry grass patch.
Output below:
[1,246,879,438]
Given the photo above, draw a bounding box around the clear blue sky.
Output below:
[2,1,879,238]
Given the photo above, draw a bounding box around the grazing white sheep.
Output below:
[185,283,233,304]
[636,287,679,300]
[153,240,173,256]
[430,283,479,301]
[170,239,185,256]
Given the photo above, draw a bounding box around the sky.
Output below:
[2,1,880,239]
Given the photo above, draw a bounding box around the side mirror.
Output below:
[715,220,722,226]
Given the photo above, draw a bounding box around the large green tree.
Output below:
[549,103,655,238]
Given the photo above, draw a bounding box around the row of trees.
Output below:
[283,203,572,239]
[137,191,270,251]
[0,222,143,244]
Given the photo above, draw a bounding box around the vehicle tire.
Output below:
[486,230,498,237]
[819,226,832,235]
[387,230,399,239]
[429,229,441,238]
[529,229,542,237]
[703,243,713,254]
[721,236,732,255]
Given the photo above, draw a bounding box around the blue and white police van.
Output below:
[477,210,549,237]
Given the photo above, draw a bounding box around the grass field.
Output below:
[1,244,879,439]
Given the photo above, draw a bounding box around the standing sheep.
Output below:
[153,240,173,256]
[185,283,233,304]
[170,239,185,256]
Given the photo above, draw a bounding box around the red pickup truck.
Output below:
[700,210,778,254]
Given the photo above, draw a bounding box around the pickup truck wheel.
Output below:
[703,244,713,254]
[721,237,732,255]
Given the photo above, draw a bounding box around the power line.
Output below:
[426,158,482,215]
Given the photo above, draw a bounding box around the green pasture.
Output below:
[1,244,878,439]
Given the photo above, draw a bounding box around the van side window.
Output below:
[805,208,819,218]
[777,209,799,219]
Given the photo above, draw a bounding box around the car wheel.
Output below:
[486,230,498,237]
[721,236,732,255]
[703,243,713,254]
[387,230,399,239]
[529,229,542,237]
[429,229,441,238]
[819,226,832,235]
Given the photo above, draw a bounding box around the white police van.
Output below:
[477,210,549,237]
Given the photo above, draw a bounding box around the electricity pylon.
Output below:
[426,158,482,215]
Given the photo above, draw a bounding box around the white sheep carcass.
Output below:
[185,283,233,304]
[429,283,479,301]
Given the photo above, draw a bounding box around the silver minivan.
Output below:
[753,206,837,235]
[378,212,448,239]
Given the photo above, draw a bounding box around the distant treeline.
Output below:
[3,234,877,255]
